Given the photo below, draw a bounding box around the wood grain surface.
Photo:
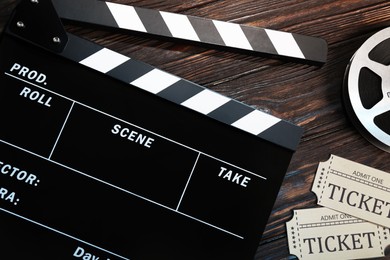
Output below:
[1,0,390,259]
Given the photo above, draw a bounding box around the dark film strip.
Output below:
[52,0,327,64]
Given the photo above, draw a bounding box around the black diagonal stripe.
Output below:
[157,80,203,104]
[241,26,278,56]
[293,33,328,64]
[107,59,154,83]
[61,33,104,62]
[187,16,225,46]
[134,7,172,37]
[208,100,254,125]
[53,0,118,28]
[258,121,303,151]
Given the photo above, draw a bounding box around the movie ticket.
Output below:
[312,155,390,228]
[286,207,390,259]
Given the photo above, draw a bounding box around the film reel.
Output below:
[343,27,390,152]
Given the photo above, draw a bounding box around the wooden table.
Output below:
[1,0,390,259]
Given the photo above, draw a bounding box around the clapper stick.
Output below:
[52,0,327,65]
[7,0,303,150]
[60,33,303,151]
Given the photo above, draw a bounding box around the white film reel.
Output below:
[343,27,390,152]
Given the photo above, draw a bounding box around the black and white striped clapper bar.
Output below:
[52,0,327,65]
[0,0,307,259]
[40,0,308,151]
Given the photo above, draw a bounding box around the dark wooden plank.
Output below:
[1,0,390,259]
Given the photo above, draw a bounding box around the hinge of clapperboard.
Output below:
[4,0,328,151]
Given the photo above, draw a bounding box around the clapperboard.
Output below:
[0,0,327,259]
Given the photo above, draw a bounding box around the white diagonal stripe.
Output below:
[160,11,200,42]
[232,110,281,135]
[181,89,230,115]
[79,48,130,73]
[265,29,305,59]
[106,2,147,32]
[213,20,253,50]
[131,69,180,94]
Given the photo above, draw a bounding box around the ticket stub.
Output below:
[312,154,390,228]
[286,207,390,259]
